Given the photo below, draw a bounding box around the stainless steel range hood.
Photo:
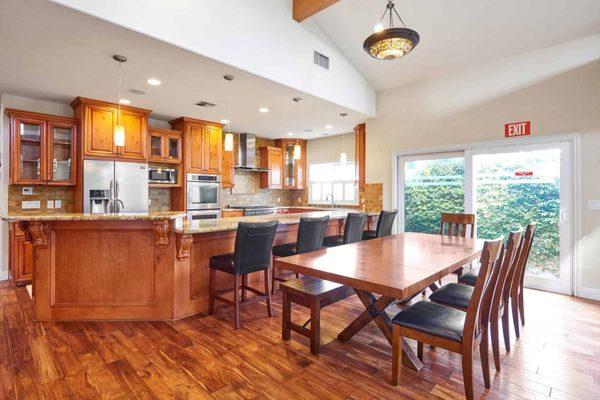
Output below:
[234,133,269,172]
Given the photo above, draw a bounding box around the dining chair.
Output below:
[323,212,368,247]
[510,223,536,338]
[271,216,330,293]
[208,221,279,330]
[391,238,504,400]
[362,209,397,240]
[430,228,523,372]
[440,213,476,277]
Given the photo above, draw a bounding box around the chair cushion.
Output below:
[323,235,344,248]
[362,230,377,240]
[209,253,235,274]
[429,283,473,309]
[272,242,297,257]
[458,268,479,286]
[392,301,466,342]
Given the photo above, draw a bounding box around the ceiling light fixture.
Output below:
[223,75,234,152]
[363,0,419,60]
[293,98,302,160]
[325,125,333,129]
[119,99,131,105]
[113,55,127,147]
[147,78,161,86]
[220,119,230,124]
[287,132,294,136]
[259,107,269,113]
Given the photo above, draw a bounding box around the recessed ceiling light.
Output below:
[325,125,333,129]
[220,119,230,124]
[259,107,269,113]
[287,132,294,136]
[119,99,131,105]
[147,78,161,86]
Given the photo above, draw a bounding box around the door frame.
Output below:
[391,132,581,296]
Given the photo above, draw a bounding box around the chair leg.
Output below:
[501,308,511,352]
[462,347,474,400]
[511,294,520,339]
[264,269,273,317]
[282,291,291,341]
[233,275,241,330]
[241,274,248,302]
[309,299,321,355]
[490,318,501,372]
[479,328,491,389]
[271,263,277,294]
[518,289,525,326]
[391,324,402,386]
[417,341,423,361]
[208,268,215,315]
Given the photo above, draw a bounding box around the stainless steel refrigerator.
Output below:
[83,160,149,213]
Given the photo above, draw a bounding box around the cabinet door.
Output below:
[283,143,296,189]
[47,121,76,185]
[222,146,234,188]
[296,141,307,190]
[9,223,33,286]
[148,132,165,162]
[11,115,47,184]
[117,109,147,160]
[203,125,222,174]
[186,124,205,172]
[165,134,182,163]
[270,149,283,188]
[86,105,116,158]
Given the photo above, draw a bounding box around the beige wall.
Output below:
[307,132,355,166]
[365,34,600,299]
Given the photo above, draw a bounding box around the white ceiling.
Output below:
[0,0,368,139]
[313,0,600,91]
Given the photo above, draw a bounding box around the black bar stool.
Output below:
[362,210,397,240]
[208,221,279,330]
[323,212,368,247]
[271,216,330,293]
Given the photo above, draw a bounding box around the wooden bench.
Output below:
[281,276,354,355]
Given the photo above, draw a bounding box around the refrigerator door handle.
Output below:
[115,179,120,199]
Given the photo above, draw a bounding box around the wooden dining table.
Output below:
[274,232,484,371]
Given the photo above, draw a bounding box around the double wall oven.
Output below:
[186,173,222,220]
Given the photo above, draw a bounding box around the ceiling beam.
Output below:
[293,0,340,22]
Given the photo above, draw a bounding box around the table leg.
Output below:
[337,288,424,371]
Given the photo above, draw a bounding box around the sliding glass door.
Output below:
[399,141,573,294]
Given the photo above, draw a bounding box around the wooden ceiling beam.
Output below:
[293,0,340,22]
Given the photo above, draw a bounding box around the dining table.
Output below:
[274,232,484,371]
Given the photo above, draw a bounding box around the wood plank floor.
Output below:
[1,279,599,399]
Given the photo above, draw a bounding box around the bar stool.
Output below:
[323,212,368,247]
[208,221,279,330]
[362,210,397,240]
[271,216,330,293]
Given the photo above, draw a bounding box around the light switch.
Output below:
[587,200,600,210]
[22,187,33,195]
[22,201,40,209]
[55,200,62,209]
[47,200,54,209]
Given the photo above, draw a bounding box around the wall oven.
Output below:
[186,173,222,210]
[187,209,221,220]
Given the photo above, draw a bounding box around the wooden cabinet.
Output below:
[259,146,283,189]
[275,139,307,190]
[222,138,235,189]
[9,223,33,286]
[169,117,223,174]
[354,123,366,189]
[7,109,77,185]
[71,97,150,161]
[221,209,244,218]
[148,128,182,164]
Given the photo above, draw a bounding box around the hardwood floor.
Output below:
[1,278,599,399]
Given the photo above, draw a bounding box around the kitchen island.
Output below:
[1,209,373,321]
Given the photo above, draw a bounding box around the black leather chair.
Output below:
[323,212,368,247]
[208,221,279,330]
[362,209,397,240]
[271,216,330,293]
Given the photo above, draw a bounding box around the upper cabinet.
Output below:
[221,136,235,189]
[7,109,76,185]
[71,97,150,161]
[148,128,182,164]
[169,117,223,175]
[275,139,306,190]
[354,123,366,189]
[259,146,283,189]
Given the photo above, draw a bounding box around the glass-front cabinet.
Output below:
[8,109,76,185]
[148,128,182,164]
[275,139,306,190]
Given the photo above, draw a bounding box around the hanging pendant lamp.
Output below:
[292,98,302,160]
[223,75,234,152]
[363,0,419,60]
[113,55,127,147]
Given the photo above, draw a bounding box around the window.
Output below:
[309,162,358,205]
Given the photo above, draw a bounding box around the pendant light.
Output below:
[340,133,347,165]
[113,55,127,147]
[292,98,302,160]
[223,75,234,152]
[363,0,419,60]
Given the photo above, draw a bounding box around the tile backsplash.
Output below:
[223,170,305,207]
[149,188,172,212]
[8,185,74,213]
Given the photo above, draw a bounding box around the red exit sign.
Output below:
[505,121,531,137]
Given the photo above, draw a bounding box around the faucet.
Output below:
[325,193,335,208]
[107,198,125,214]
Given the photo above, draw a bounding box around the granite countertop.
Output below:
[0,211,187,222]
[174,209,377,234]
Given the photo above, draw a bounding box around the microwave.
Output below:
[149,167,177,184]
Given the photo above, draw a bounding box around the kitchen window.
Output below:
[308,162,358,205]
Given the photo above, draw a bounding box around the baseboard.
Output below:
[578,286,600,302]
[0,271,8,281]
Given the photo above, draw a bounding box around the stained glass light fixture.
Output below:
[363,0,419,60]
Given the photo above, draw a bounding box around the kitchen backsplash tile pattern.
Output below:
[8,185,74,213]
[149,188,172,212]
[223,170,304,207]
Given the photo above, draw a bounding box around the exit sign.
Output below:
[505,121,531,138]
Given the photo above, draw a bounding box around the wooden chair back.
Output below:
[490,229,524,315]
[440,213,475,238]
[511,223,536,297]
[463,238,504,345]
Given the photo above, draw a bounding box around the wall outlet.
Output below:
[297,197,301,203]
[22,200,40,209]
[148,198,152,206]
[22,187,33,195]
[277,197,280,203]
[54,200,62,209]
[587,200,600,210]
[47,200,54,209]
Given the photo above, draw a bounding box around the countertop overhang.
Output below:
[0,211,187,222]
